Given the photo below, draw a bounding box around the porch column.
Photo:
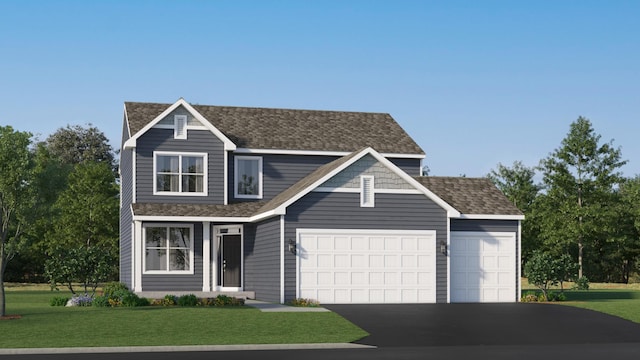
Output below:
[202,221,211,292]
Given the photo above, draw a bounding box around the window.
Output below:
[144,225,193,273]
[234,156,262,199]
[154,152,207,195]
[361,175,374,207]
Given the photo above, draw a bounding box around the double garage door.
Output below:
[297,229,517,304]
[298,230,437,304]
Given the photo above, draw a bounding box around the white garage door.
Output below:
[297,229,436,304]
[450,231,517,303]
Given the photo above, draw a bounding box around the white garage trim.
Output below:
[450,231,517,303]
[296,229,437,304]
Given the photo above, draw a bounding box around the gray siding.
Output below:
[284,192,448,303]
[450,219,519,233]
[388,157,422,176]
[229,154,338,202]
[141,222,204,291]
[119,121,133,288]
[243,217,281,302]
[136,128,225,204]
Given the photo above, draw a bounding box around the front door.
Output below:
[221,234,241,288]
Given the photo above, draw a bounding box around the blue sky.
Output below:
[1,0,638,177]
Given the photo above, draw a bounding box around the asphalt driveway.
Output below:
[325,303,640,347]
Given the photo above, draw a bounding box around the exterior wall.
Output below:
[141,222,204,291]
[320,154,414,190]
[119,121,133,288]
[284,192,448,303]
[450,219,519,233]
[388,157,422,176]
[229,154,338,202]
[243,217,281,302]
[136,128,225,204]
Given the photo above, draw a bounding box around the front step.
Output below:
[136,290,256,300]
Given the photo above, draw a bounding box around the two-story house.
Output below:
[120,98,523,304]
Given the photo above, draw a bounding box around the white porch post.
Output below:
[202,221,211,292]
[134,220,143,292]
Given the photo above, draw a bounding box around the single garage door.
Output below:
[297,229,436,304]
[450,231,517,303]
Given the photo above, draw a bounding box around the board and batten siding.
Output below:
[243,217,282,302]
[136,128,225,204]
[141,222,204,291]
[284,192,448,303]
[119,125,134,288]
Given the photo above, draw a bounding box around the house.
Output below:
[120,98,524,304]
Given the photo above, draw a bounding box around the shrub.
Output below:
[162,295,177,306]
[574,276,590,290]
[68,293,93,307]
[121,291,149,307]
[520,292,538,303]
[213,295,244,306]
[102,282,129,297]
[92,295,109,307]
[289,298,320,307]
[50,296,70,306]
[177,294,198,307]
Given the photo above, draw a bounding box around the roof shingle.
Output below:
[124,101,424,155]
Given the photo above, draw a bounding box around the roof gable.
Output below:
[123,98,236,151]
[123,100,424,155]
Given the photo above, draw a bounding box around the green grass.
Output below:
[558,290,640,324]
[0,291,368,348]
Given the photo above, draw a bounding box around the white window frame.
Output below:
[143,223,195,275]
[153,151,208,196]
[234,156,263,199]
[360,175,375,207]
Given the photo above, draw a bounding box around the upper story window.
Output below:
[154,151,207,196]
[144,224,194,274]
[234,156,262,199]
[360,175,374,207]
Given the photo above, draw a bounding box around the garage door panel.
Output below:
[451,231,516,303]
[298,230,436,304]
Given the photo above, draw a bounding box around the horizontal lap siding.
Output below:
[243,218,281,302]
[388,158,422,176]
[136,128,224,204]
[141,222,204,291]
[119,131,133,288]
[450,219,519,233]
[284,192,448,303]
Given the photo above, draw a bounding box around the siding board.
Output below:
[243,217,281,302]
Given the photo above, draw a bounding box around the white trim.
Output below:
[174,114,188,139]
[517,221,522,302]
[280,215,285,304]
[272,147,460,218]
[202,222,211,292]
[153,151,208,196]
[446,219,451,303]
[134,215,254,222]
[234,147,425,159]
[130,221,135,290]
[457,214,525,220]
[360,175,375,207]
[134,221,143,292]
[132,148,137,203]
[234,155,263,199]
[142,223,196,275]
[223,151,229,205]
[123,98,237,151]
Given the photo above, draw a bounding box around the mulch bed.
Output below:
[0,314,22,320]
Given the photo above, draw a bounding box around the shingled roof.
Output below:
[124,101,424,155]
[414,177,523,216]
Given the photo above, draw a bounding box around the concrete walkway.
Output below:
[245,300,330,312]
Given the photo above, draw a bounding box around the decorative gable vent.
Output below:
[174,115,187,139]
[360,175,374,207]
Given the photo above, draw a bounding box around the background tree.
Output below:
[0,126,35,316]
[487,161,541,266]
[44,124,117,172]
[536,117,626,280]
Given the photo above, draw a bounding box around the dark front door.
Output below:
[222,234,241,287]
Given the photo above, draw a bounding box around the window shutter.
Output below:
[174,115,187,139]
[361,176,374,207]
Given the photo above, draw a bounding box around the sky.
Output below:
[1,0,639,178]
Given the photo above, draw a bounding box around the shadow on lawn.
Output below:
[564,290,640,301]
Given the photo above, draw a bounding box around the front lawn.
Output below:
[0,291,368,348]
[560,290,640,324]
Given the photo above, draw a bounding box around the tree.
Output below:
[488,161,542,266]
[0,126,35,316]
[44,161,119,292]
[524,251,559,301]
[44,124,117,173]
[537,117,627,280]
